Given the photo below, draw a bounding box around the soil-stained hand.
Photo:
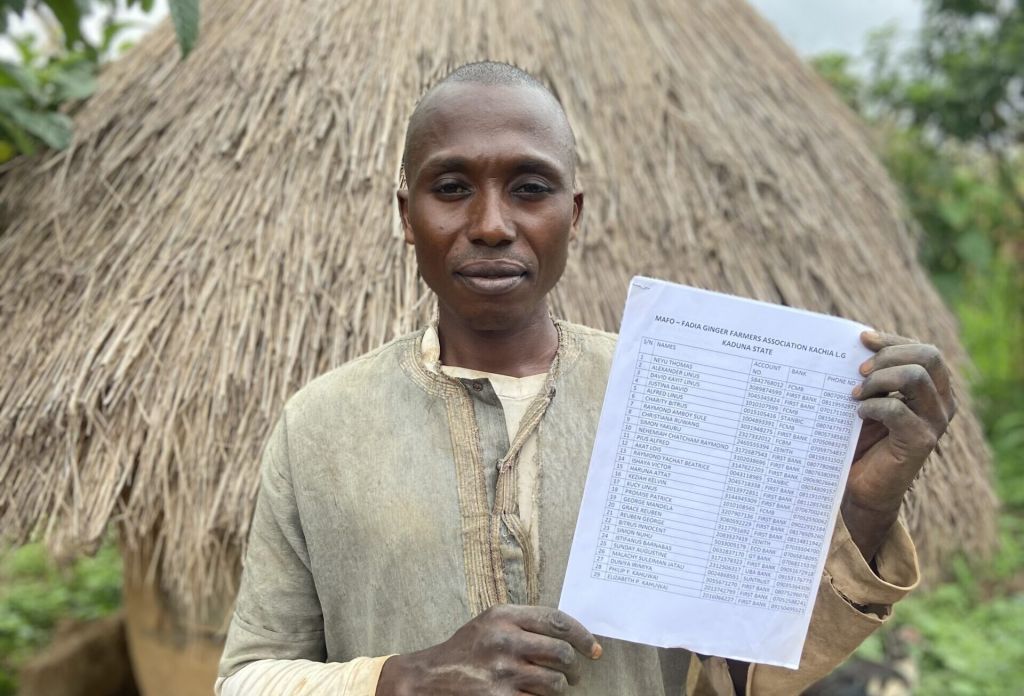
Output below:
[375,604,602,696]
[846,331,956,523]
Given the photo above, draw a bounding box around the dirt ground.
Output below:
[121,574,225,696]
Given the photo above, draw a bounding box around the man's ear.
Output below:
[570,190,585,242]
[396,189,414,245]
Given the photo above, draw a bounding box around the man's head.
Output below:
[397,61,583,333]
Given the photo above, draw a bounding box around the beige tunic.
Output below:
[217,321,919,695]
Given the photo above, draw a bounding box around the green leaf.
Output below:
[0,61,43,103]
[19,111,71,149]
[0,113,36,155]
[47,69,96,102]
[168,0,200,57]
[0,89,72,149]
[40,60,96,103]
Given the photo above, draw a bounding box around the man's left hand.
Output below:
[843,330,957,560]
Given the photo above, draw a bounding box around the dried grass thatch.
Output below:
[0,0,997,618]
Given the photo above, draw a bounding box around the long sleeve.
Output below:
[215,657,389,696]
[217,415,391,693]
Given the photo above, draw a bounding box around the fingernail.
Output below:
[859,360,873,375]
[592,643,603,659]
[863,330,880,342]
[851,385,862,397]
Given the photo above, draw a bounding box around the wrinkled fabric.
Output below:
[218,321,919,696]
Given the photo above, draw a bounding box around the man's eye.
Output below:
[516,182,552,196]
[434,181,468,195]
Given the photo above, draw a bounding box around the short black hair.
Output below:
[401,61,577,182]
[440,60,551,90]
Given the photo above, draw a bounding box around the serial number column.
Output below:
[591,338,654,581]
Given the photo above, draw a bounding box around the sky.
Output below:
[749,0,922,57]
[2,0,924,64]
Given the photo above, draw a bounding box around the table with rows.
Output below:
[590,336,860,613]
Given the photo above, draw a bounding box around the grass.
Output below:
[858,514,1024,695]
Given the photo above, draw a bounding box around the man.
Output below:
[217,62,953,695]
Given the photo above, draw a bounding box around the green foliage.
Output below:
[812,2,1024,693]
[881,517,1024,696]
[0,541,122,696]
[2,1,196,58]
[853,509,1024,695]
[809,52,863,112]
[811,5,1024,450]
[878,132,1024,503]
[955,257,1024,508]
[0,0,201,162]
[905,0,1023,148]
[863,3,1024,216]
[0,40,95,156]
[167,0,198,60]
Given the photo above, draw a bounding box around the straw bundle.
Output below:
[0,0,996,618]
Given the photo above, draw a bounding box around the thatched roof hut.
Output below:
[0,0,997,620]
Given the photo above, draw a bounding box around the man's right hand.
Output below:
[375,604,602,695]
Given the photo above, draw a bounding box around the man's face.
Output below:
[398,82,583,332]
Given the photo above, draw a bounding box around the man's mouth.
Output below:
[455,260,528,295]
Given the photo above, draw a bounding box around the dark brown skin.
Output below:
[844,331,957,560]
[383,80,957,696]
[378,605,602,696]
[396,81,582,377]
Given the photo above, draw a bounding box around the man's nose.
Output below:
[468,188,515,246]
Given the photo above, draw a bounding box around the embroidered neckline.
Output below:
[398,320,582,613]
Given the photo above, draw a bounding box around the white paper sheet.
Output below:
[559,277,874,668]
